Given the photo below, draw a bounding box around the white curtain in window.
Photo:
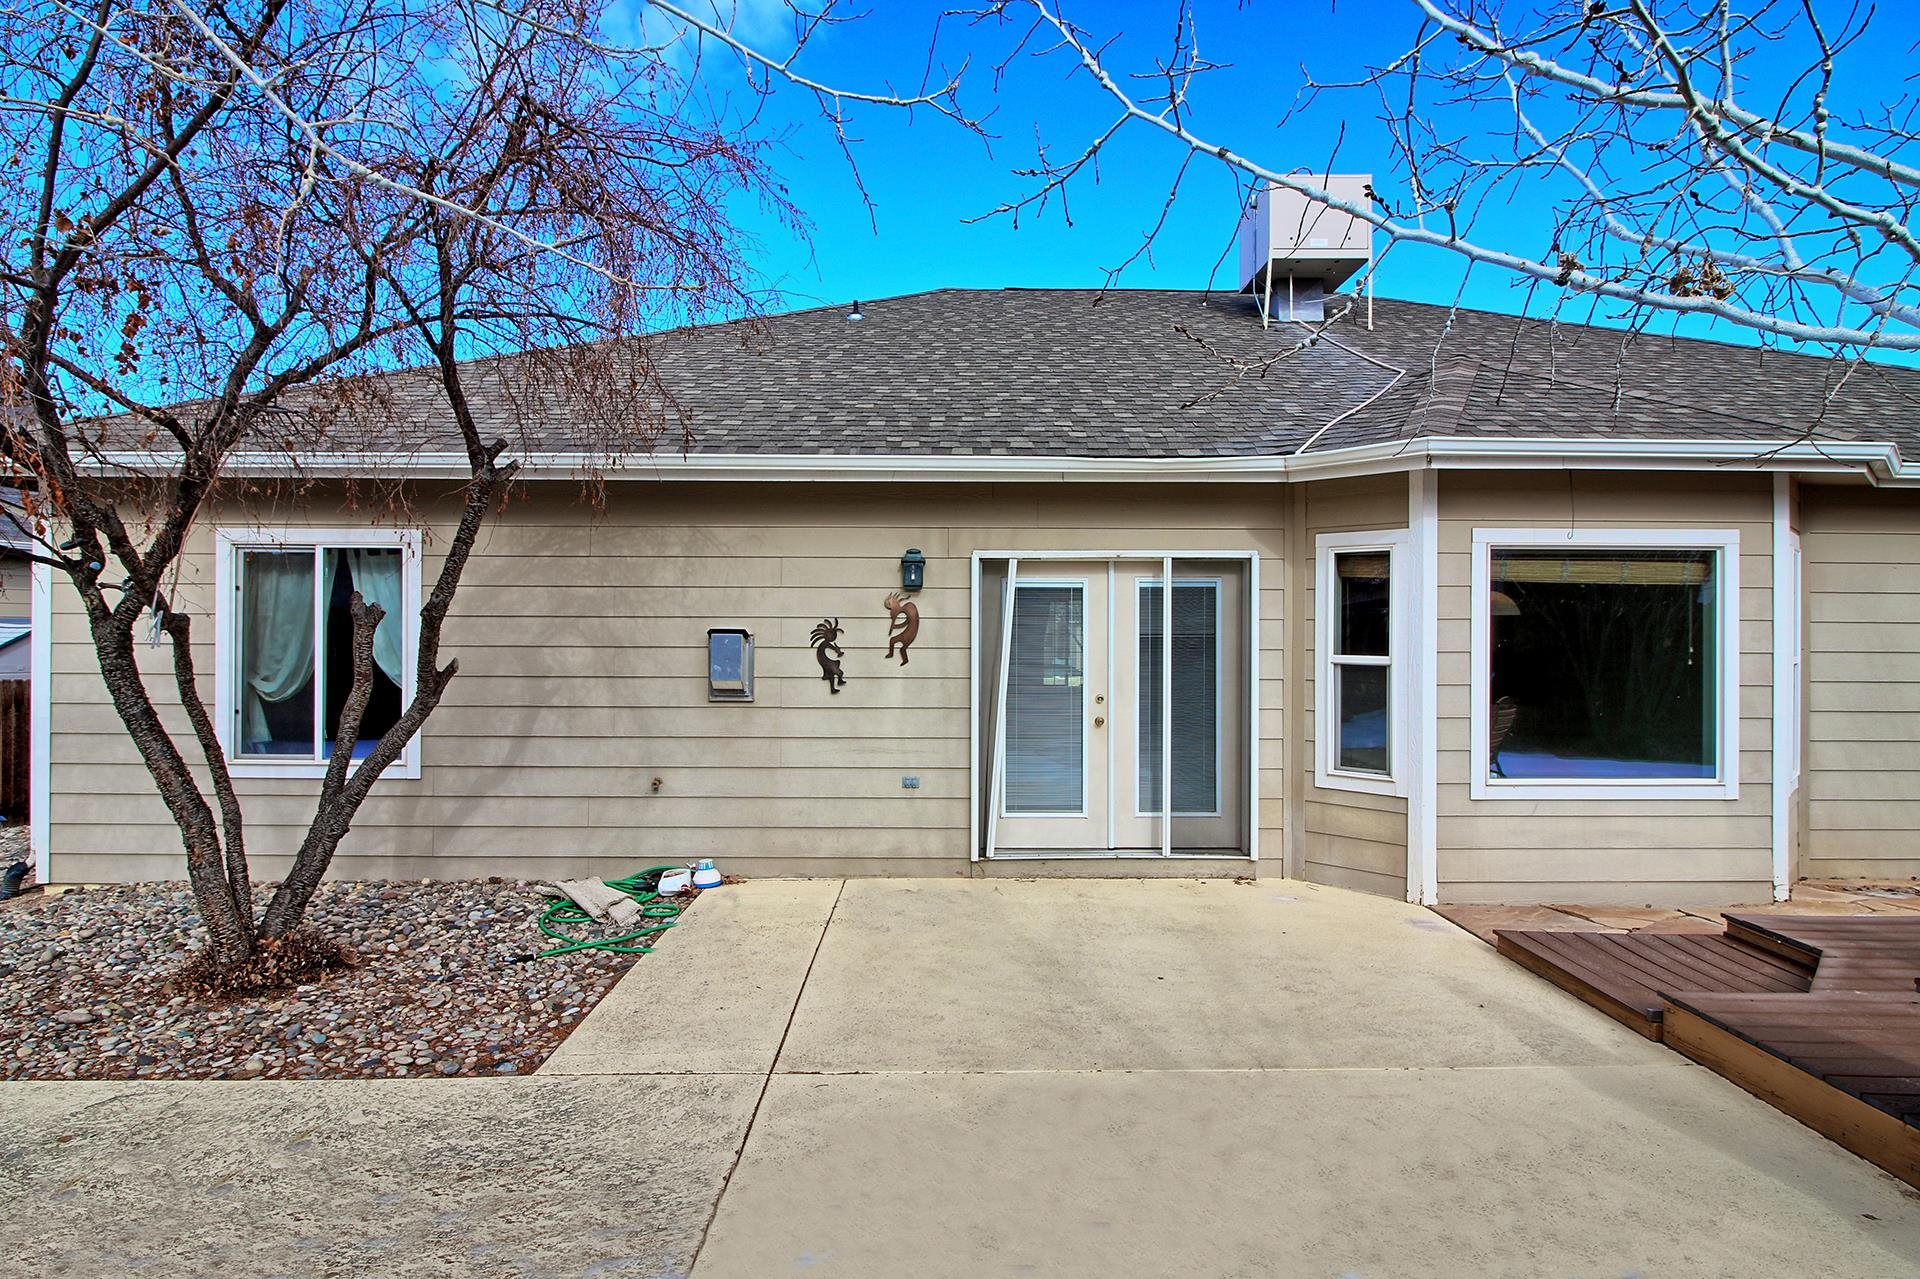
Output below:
[348,549,404,685]
[241,551,316,744]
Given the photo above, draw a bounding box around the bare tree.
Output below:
[0,0,792,987]
[680,0,1920,355]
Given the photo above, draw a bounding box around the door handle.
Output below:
[1094,716,1106,728]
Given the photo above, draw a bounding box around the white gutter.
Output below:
[82,436,1920,485]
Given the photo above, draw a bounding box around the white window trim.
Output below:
[1315,530,1410,798]
[214,526,423,781]
[1469,527,1741,802]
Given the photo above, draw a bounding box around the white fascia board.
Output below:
[85,436,1920,484]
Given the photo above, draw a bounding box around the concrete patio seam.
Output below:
[759,1062,1706,1076]
[688,876,846,1272]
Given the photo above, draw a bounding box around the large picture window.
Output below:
[216,529,421,778]
[1470,529,1739,800]
[1315,531,1407,796]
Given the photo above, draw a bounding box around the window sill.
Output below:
[1468,777,1736,802]
[1314,767,1404,798]
[226,755,421,782]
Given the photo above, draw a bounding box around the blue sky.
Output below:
[696,0,1917,359]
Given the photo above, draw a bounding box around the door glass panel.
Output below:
[1336,664,1390,773]
[1004,584,1085,814]
[1138,582,1220,814]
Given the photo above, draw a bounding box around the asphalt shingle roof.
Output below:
[644,288,1920,461]
[236,287,1920,464]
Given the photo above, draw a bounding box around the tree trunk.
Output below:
[88,602,254,964]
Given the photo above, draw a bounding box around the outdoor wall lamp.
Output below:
[900,548,926,593]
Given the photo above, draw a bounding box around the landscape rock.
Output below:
[0,878,679,1081]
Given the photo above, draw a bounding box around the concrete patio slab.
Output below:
[13,876,1920,1278]
[776,879,1659,1073]
[540,878,842,1076]
[693,1063,1920,1279]
[0,1074,759,1278]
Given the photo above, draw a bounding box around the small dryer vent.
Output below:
[1237,175,1373,325]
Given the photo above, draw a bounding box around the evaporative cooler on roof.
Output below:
[1236,174,1374,326]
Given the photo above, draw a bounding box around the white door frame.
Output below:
[970,550,1260,862]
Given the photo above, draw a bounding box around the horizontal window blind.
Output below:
[1492,549,1713,586]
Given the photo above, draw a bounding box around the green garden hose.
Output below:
[534,865,689,958]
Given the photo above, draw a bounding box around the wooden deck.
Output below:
[1663,992,1920,1188]
[1724,913,1920,993]
[1488,910,1920,1188]
[1493,929,1813,1037]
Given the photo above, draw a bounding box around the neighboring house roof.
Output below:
[0,487,32,552]
[93,288,1920,475]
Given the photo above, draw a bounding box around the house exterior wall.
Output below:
[1433,471,1776,905]
[47,481,1290,883]
[1800,484,1920,881]
[1290,474,1410,897]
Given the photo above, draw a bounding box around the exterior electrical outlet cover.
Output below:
[707,628,754,701]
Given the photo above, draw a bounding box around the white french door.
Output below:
[992,568,1109,850]
[987,559,1246,856]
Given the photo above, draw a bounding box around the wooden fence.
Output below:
[0,679,28,821]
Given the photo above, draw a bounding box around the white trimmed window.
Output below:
[1315,530,1408,796]
[1470,528,1740,801]
[214,528,422,779]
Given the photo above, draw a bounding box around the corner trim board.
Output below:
[1408,471,1439,905]
[1770,475,1800,901]
[29,561,50,884]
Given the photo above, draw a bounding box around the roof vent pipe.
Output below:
[1237,175,1374,329]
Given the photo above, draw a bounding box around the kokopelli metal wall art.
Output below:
[810,617,847,694]
[883,592,920,666]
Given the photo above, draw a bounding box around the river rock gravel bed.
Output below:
[0,879,682,1080]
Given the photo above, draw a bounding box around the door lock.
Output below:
[1094,716,1106,728]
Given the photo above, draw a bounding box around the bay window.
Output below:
[1470,529,1739,800]
[216,529,422,778]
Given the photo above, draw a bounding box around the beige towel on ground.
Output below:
[541,878,643,928]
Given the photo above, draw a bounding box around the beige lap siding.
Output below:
[1434,472,1775,907]
[48,481,1286,883]
[1800,485,1920,881]
[1288,474,1410,898]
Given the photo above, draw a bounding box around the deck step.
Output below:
[1493,929,1814,1039]
[1662,991,1920,1188]
[1723,913,1920,993]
